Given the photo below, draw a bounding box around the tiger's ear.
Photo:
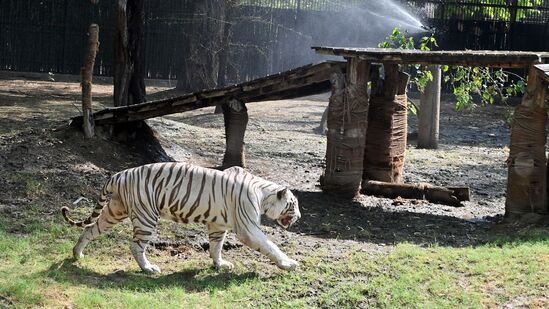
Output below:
[277,188,288,200]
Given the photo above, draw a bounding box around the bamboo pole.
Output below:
[81,24,99,138]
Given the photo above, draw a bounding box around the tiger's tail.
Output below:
[61,178,114,227]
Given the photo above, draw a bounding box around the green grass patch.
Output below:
[0,216,547,308]
[361,235,549,308]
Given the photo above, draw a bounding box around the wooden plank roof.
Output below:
[313,47,549,68]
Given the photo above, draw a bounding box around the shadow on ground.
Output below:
[42,258,263,292]
[287,190,519,248]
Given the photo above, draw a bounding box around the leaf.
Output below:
[407,100,417,115]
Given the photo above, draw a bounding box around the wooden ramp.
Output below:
[73,61,345,126]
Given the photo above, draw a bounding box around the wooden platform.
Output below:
[534,64,549,84]
[72,61,346,126]
[313,47,549,68]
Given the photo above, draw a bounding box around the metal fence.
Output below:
[406,0,549,50]
[407,0,549,23]
[1,0,549,82]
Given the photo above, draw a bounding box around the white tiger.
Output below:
[61,163,301,273]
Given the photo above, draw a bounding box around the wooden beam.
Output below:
[312,47,549,68]
[71,61,346,126]
[534,64,549,84]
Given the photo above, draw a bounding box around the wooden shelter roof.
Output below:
[312,47,549,68]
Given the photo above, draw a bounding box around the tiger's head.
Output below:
[263,188,301,229]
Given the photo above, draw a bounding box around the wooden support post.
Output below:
[506,65,548,216]
[418,65,441,149]
[81,24,99,138]
[363,64,410,183]
[222,100,248,168]
[321,58,370,197]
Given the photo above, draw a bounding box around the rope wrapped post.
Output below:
[81,24,99,138]
[222,99,248,168]
[506,65,548,216]
[363,64,410,184]
[321,58,370,198]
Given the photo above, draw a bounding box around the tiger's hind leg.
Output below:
[130,212,161,273]
[73,196,128,259]
[207,223,233,270]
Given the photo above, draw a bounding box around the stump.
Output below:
[321,59,370,197]
[222,99,248,168]
[363,64,410,183]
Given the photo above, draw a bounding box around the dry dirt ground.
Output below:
[0,76,531,276]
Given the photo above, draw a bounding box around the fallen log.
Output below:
[361,180,470,207]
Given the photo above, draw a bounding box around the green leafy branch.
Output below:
[442,65,526,110]
[379,28,527,112]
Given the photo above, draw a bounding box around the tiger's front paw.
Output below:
[277,258,299,271]
[214,259,234,270]
[142,264,162,274]
[73,247,84,260]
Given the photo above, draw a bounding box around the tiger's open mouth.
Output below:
[278,216,293,229]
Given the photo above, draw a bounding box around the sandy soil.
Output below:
[0,77,530,275]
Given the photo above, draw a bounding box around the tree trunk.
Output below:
[363,64,410,183]
[81,24,99,138]
[506,65,548,216]
[321,59,370,198]
[114,0,146,107]
[177,0,230,93]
